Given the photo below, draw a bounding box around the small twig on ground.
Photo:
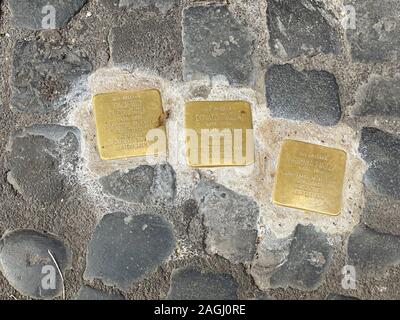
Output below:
[48,249,65,300]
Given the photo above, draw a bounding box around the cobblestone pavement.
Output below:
[0,0,400,300]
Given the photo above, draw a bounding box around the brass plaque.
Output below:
[272,140,347,216]
[184,100,254,167]
[93,89,166,160]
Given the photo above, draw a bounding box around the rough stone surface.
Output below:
[10,40,92,113]
[359,127,400,235]
[347,225,400,276]
[7,125,81,203]
[359,127,400,199]
[362,189,400,237]
[326,294,359,300]
[0,230,71,299]
[99,163,176,203]
[183,5,254,85]
[250,232,291,291]
[194,180,259,264]
[109,6,182,80]
[119,0,174,14]
[345,0,400,62]
[265,64,341,126]
[74,286,124,300]
[9,0,87,30]
[267,0,340,59]
[355,75,400,117]
[270,225,333,290]
[84,212,175,291]
[167,267,238,300]
[150,164,176,202]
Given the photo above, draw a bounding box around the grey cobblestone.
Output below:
[265,64,341,126]
[84,212,175,291]
[359,127,400,199]
[0,230,71,299]
[250,232,291,291]
[347,224,400,276]
[194,180,259,264]
[10,40,92,113]
[362,190,400,237]
[109,5,182,80]
[74,286,124,300]
[9,0,87,30]
[7,125,80,203]
[345,0,400,62]
[167,267,238,300]
[354,74,400,117]
[119,0,174,15]
[267,0,340,59]
[183,4,255,85]
[100,163,176,204]
[269,225,333,290]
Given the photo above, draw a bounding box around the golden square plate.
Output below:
[93,89,166,160]
[272,140,347,216]
[184,100,255,167]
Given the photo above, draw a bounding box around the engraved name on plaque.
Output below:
[273,140,347,216]
[184,101,255,167]
[93,89,166,160]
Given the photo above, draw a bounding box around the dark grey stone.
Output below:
[265,64,341,126]
[151,163,177,202]
[347,225,400,276]
[270,225,333,290]
[109,5,182,80]
[359,127,400,199]
[250,232,291,291]
[362,189,400,237]
[99,163,176,203]
[119,0,174,14]
[10,40,92,113]
[0,230,71,299]
[355,75,400,117]
[84,212,175,291]
[7,125,81,203]
[345,0,400,62]
[9,0,86,30]
[167,267,238,300]
[267,0,340,59]
[74,286,124,300]
[183,5,255,85]
[194,180,259,264]
[326,293,359,300]
[181,199,198,218]
[100,166,153,203]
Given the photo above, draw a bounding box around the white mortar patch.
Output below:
[66,67,366,238]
